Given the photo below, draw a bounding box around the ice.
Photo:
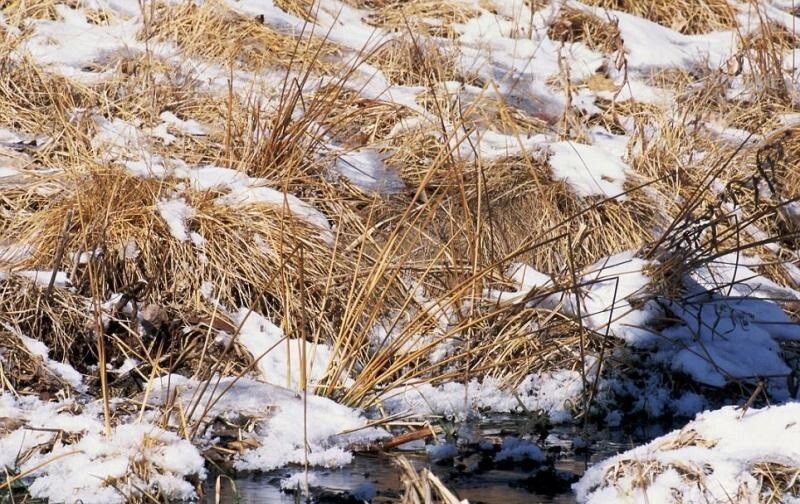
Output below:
[427,443,458,462]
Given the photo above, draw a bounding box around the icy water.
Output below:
[204,418,674,503]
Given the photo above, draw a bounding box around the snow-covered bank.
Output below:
[0,377,385,503]
[575,403,800,504]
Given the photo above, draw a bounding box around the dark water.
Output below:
[203,418,673,504]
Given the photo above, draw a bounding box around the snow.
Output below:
[156,197,197,243]
[125,159,334,244]
[158,111,208,137]
[652,255,800,392]
[146,374,387,472]
[232,308,333,391]
[548,142,629,200]
[22,6,146,84]
[485,262,556,306]
[156,197,195,243]
[0,373,386,502]
[571,3,738,72]
[381,370,586,423]
[0,269,71,288]
[0,395,203,504]
[332,148,404,194]
[495,437,546,463]
[575,403,800,504]
[26,424,205,504]
[1,323,85,392]
[4,0,800,499]
[576,252,655,342]
[91,116,147,161]
[490,251,656,344]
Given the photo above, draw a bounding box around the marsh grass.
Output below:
[0,1,799,499]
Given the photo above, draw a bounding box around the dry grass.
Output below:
[548,7,622,54]
[367,37,463,86]
[365,0,480,38]
[0,0,798,460]
[397,455,468,503]
[2,0,800,502]
[145,0,341,72]
[582,0,738,34]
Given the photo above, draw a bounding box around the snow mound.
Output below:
[0,395,204,504]
[380,370,585,423]
[147,374,387,471]
[575,403,800,504]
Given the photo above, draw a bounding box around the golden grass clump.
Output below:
[1,0,71,22]
[0,58,91,142]
[413,88,552,135]
[582,0,737,35]
[2,0,113,25]
[763,125,800,201]
[0,325,73,395]
[145,0,341,72]
[367,37,462,86]
[548,7,622,54]
[312,88,411,148]
[753,462,800,503]
[0,276,91,367]
[382,119,665,272]
[2,165,344,316]
[365,0,480,38]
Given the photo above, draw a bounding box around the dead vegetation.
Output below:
[0,0,800,499]
[144,0,341,72]
[548,7,622,54]
[582,0,738,34]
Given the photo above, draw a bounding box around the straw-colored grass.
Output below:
[365,0,480,38]
[582,0,738,34]
[548,7,622,54]
[145,0,341,72]
[0,0,798,433]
